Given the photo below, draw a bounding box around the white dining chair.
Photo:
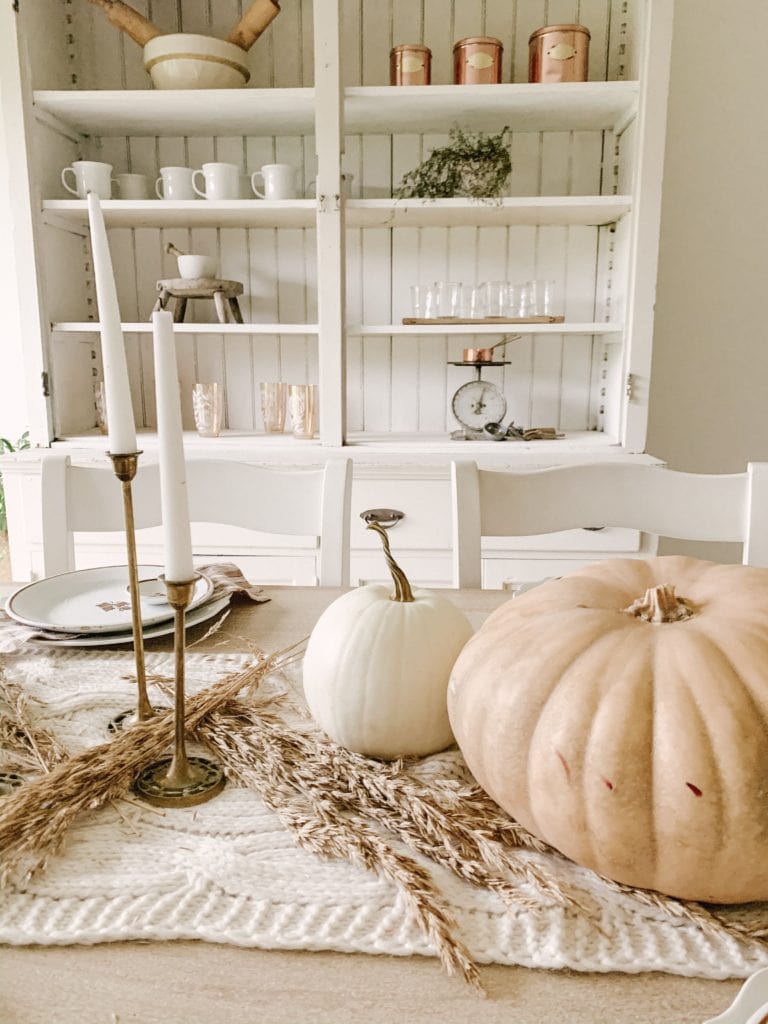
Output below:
[450,460,768,588]
[40,453,353,586]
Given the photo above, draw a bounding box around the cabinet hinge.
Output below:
[41,371,50,397]
[625,372,635,399]
[12,0,19,12]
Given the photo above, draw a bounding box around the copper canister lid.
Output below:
[453,36,503,51]
[529,23,591,41]
[391,43,431,54]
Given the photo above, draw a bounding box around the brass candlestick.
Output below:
[108,451,154,727]
[133,574,225,807]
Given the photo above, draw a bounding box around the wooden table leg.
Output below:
[173,297,187,323]
[213,290,229,324]
[228,297,244,324]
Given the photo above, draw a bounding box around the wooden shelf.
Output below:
[42,200,317,231]
[42,196,631,233]
[52,429,627,457]
[346,197,631,228]
[33,81,637,140]
[51,323,319,335]
[344,82,639,135]
[348,323,622,335]
[33,88,316,137]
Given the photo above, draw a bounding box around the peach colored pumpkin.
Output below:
[448,555,768,903]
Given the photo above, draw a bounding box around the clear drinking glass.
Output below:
[192,382,223,437]
[410,284,427,318]
[507,283,529,318]
[93,381,107,434]
[456,284,474,319]
[484,281,508,318]
[527,279,557,316]
[433,280,462,318]
[259,382,288,434]
[288,383,318,439]
[469,284,487,319]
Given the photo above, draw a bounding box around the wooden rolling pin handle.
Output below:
[227,0,281,51]
[87,0,164,47]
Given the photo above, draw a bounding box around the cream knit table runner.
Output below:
[2,647,768,980]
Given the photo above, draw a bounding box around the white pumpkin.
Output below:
[303,522,473,759]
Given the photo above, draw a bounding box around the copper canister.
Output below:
[453,36,503,85]
[528,24,590,83]
[390,44,431,86]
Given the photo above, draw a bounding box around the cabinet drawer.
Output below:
[350,478,451,551]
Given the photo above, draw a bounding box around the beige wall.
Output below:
[647,0,768,474]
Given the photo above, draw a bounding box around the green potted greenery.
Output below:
[395,125,511,199]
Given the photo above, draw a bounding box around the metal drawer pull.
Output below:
[360,508,405,529]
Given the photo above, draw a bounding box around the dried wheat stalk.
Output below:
[600,875,768,951]
[0,650,292,884]
[199,693,768,959]
[204,713,481,991]
[0,675,68,776]
[199,698,572,917]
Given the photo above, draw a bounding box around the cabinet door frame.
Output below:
[0,2,54,447]
[621,0,674,452]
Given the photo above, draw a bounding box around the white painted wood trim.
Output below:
[345,197,632,229]
[33,88,316,137]
[348,323,622,336]
[314,0,344,447]
[451,460,483,589]
[52,323,320,335]
[344,82,639,134]
[621,1,675,452]
[42,200,319,230]
[0,4,53,446]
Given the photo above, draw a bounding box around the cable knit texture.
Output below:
[2,648,768,979]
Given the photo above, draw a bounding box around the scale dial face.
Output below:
[451,380,507,431]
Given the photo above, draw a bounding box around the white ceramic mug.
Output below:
[61,160,113,199]
[251,163,297,200]
[114,172,150,200]
[155,166,197,200]
[192,162,241,200]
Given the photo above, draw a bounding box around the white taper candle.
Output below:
[151,310,194,582]
[86,192,137,455]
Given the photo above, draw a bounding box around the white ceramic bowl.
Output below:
[143,34,250,90]
[177,254,218,279]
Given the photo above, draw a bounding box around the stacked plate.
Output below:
[5,565,230,647]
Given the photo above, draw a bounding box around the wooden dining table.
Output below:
[0,585,743,1024]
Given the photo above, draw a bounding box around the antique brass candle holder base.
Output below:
[133,754,225,808]
[134,575,225,808]
[108,450,154,728]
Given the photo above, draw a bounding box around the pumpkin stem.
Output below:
[624,583,695,623]
[366,521,415,603]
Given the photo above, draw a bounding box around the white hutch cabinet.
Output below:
[0,0,672,586]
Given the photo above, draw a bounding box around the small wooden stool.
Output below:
[153,278,245,324]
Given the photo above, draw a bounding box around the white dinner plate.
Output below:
[6,565,213,634]
[32,595,231,648]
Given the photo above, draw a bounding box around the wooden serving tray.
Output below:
[401,315,566,324]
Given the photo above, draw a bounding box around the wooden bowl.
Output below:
[143,34,250,89]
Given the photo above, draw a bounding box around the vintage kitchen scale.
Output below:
[447,334,563,441]
[448,335,514,440]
